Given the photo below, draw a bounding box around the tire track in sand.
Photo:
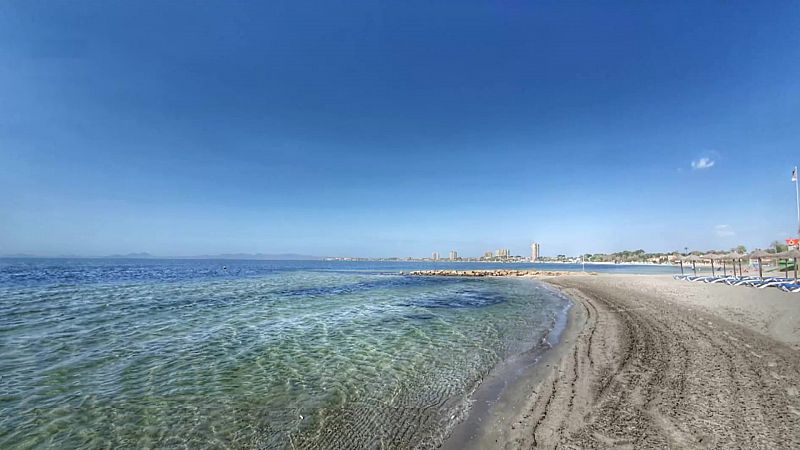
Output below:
[522,276,800,449]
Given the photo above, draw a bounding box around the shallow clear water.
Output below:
[0,259,580,448]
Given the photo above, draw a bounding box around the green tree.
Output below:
[735,245,747,254]
[771,241,788,253]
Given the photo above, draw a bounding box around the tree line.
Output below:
[575,241,790,263]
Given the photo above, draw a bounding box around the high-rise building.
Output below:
[449,250,458,260]
[531,242,540,261]
[496,248,511,258]
[483,251,493,259]
[432,252,440,261]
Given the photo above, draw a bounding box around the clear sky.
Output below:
[1,1,799,257]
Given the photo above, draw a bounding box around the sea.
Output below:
[0,259,677,449]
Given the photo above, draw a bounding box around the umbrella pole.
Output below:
[758,258,762,278]
[733,260,737,277]
[795,257,797,281]
[723,261,727,276]
[692,261,697,276]
[711,259,715,277]
[679,261,684,275]
[739,259,743,276]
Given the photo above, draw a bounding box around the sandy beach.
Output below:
[445,273,800,449]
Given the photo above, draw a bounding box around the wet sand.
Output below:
[442,273,800,449]
[441,285,585,450]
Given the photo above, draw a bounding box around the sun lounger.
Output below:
[708,276,735,284]
[685,275,712,282]
[673,273,800,291]
[779,283,800,293]
[756,279,792,289]
[733,277,764,287]
[690,276,715,282]
[724,277,744,285]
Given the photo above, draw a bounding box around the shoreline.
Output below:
[440,282,583,449]
[439,273,800,448]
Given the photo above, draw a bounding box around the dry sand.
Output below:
[448,273,800,449]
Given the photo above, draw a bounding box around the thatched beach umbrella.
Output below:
[774,249,800,280]
[702,254,718,277]
[748,250,771,278]
[718,253,733,277]
[775,251,790,278]
[683,254,703,276]
[674,254,685,275]
[735,253,745,276]
[790,249,800,280]
[722,252,745,277]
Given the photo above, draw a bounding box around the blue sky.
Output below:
[1,1,799,257]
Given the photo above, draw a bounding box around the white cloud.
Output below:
[691,157,715,170]
[714,224,735,237]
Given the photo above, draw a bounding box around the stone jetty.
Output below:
[404,269,591,277]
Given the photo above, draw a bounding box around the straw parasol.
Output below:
[701,254,718,277]
[673,254,685,275]
[748,249,772,278]
[721,252,745,277]
[683,254,703,276]
[717,253,729,276]
[728,252,747,277]
[774,248,800,280]
[734,252,745,276]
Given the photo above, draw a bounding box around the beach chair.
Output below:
[701,276,736,283]
[683,275,699,282]
[708,276,734,284]
[733,277,762,287]
[684,275,706,282]
[756,279,792,289]
[723,277,743,286]
[779,283,800,293]
[694,276,717,283]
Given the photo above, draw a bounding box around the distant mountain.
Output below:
[106,252,155,259]
[1,252,320,260]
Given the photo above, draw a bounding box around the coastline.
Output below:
[440,273,800,448]
[440,283,584,450]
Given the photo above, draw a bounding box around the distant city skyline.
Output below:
[1,1,799,257]
[1,241,789,261]
[531,243,541,261]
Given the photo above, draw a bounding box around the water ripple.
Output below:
[0,261,569,449]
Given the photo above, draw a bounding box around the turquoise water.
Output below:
[0,260,575,448]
